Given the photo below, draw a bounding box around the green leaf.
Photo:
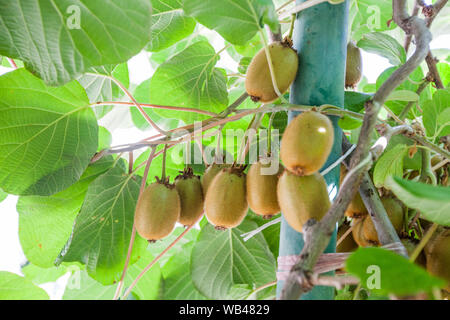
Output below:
[184,0,278,45]
[148,0,196,52]
[350,0,396,41]
[17,157,115,268]
[344,91,372,112]
[386,177,450,226]
[373,144,408,188]
[238,57,252,74]
[0,271,49,300]
[0,189,7,203]
[436,62,450,88]
[0,0,152,86]
[56,163,147,285]
[338,116,363,130]
[161,242,206,300]
[0,69,98,196]
[63,251,161,300]
[130,78,181,131]
[384,135,422,170]
[22,263,68,285]
[423,89,450,139]
[386,90,419,102]
[97,126,112,151]
[190,219,276,299]
[78,64,129,119]
[357,32,406,65]
[346,247,445,296]
[149,41,228,122]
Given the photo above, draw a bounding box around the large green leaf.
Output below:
[63,251,162,300]
[149,41,228,122]
[148,0,196,52]
[357,32,406,65]
[0,0,152,86]
[17,157,115,268]
[423,89,450,139]
[0,69,98,196]
[0,189,6,203]
[190,219,276,299]
[0,271,49,300]
[373,144,408,188]
[78,64,129,119]
[183,0,278,46]
[22,263,68,285]
[346,247,445,296]
[161,242,206,300]
[56,163,147,285]
[386,177,450,226]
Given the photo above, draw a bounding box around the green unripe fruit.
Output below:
[280,111,334,176]
[246,160,283,218]
[245,41,298,103]
[345,41,362,88]
[277,170,330,233]
[205,167,248,230]
[175,168,204,226]
[135,178,180,241]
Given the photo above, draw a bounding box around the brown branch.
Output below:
[279,0,431,300]
[404,0,421,53]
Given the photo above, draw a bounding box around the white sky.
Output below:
[0,29,448,299]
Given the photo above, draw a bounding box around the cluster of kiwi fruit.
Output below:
[134,168,204,242]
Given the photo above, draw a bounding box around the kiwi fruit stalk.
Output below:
[345,41,362,88]
[201,163,230,195]
[135,177,181,241]
[205,166,248,230]
[175,168,204,226]
[245,39,298,103]
[246,160,283,218]
[277,170,330,233]
[280,111,334,176]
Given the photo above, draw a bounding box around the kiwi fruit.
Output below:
[337,223,358,253]
[425,229,450,291]
[351,217,372,247]
[201,163,230,195]
[246,160,283,218]
[277,170,330,233]
[175,168,204,226]
[345,41,362,88]
[280,111,334,176]
[401,238,427,268]
[245,39,298,103]
[204,166,248,230]
[362,197,404,245]
[135,177,181,241]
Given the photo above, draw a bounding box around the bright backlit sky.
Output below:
[0,25,448,299]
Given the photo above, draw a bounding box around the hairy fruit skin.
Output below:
[175,169,204,226]
[362,197,404,245]
[201,163,230,195]
[205,168,248,229]
[277,170,330,233]
[345,41,362,88]
[337,223,358,253]
[280,111,334,176]
[135,181,180,241]
[245,41,298,103]
[246,160,283,218]
[425,229,450,291]
[351,217,372,247]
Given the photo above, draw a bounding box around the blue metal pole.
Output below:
[276,0,349,300]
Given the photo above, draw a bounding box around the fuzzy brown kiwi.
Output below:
[425,229,450,291]
[201,163,230,195]
[175,168,204,227]
[204,166,248,230]
[135,177,180,241]
[245,39,298,103]
[337,222,358,253]
[277,170,330,233]
[345,41,362,88]
[341,166,369,218]
[246,160,283,218]
[351,217,372,247]
[401,238,427,268]
[362,197,404,245]
[280,111,334,176]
